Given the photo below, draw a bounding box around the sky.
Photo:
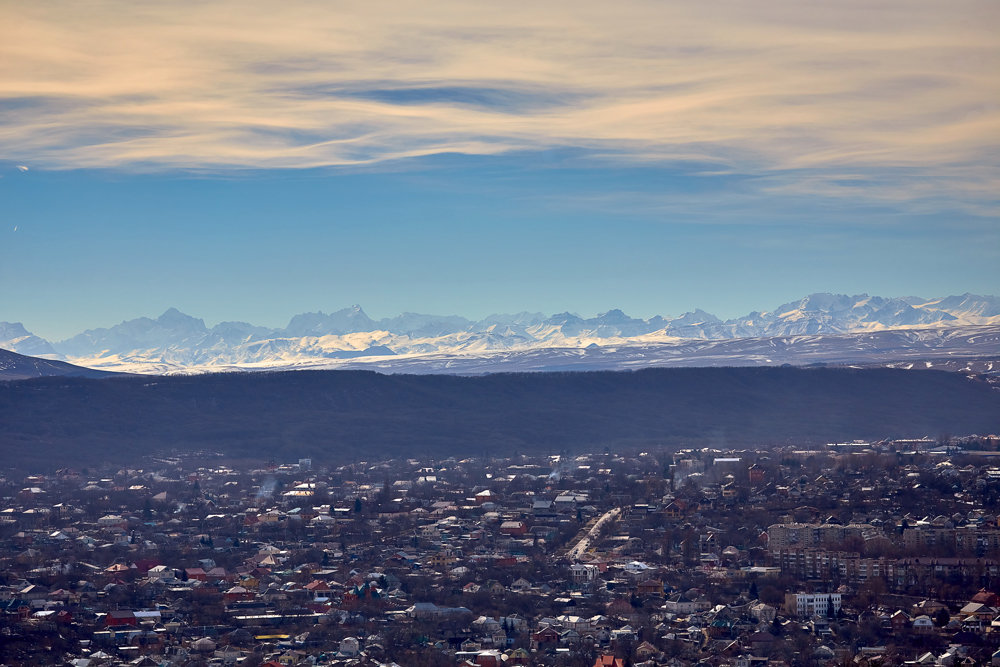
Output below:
[1,0,998,341]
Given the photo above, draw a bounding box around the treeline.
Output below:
[0,367,998,469]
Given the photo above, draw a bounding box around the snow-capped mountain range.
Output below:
[2,293,999,375]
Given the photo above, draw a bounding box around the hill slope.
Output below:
[1,367,997,468]
[0,348,117,380]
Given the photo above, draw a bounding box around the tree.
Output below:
[759,584,783,606]
[857,577,886,607]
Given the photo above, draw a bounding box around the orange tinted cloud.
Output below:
[1,1,996,207]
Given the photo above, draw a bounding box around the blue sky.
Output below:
[1,1,998,340]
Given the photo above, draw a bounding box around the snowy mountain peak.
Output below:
[547,312,584,325]
[0,321,31,339]
[595,309,638,325]
[6,292,998,373]
[156,307,207,330]
[672,309,722,325]
[285,305,376,337]
[783,292,864,313]
[927,293,1000,318]
[0,321,57,357]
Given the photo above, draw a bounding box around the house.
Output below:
[555,493,587,509]
[479,580,502,596]
[223,585,255,603]
[559,628,581,645]
[338,636,360,656]
[958,601,996,629]
[735,656,769,667]
[18,584,48,601]
[424,552,458,568]
[663,501,684,519]
[406,602,472,620]
[510,577,532,593]
[635,640,659,659]
[911,614,935,633]
[971,589,1000,606]
[533,499,555,515]
[105,610,138,627]
[97,514,126,528]
[500,521,527,536]
[610,625,638,644]
[508,647,530,665]
[889,610,910,632]
[593,655,624,667]
[531,626,560,650]
[468,650,503,667]
[570,564,599,585]
[303,580,333,599]
[663,593,709,614]
[624,560,651,574]
[555,614,593,632]
[636,578,664,598]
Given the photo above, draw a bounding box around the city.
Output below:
[4,436,1000,666]
[3,2,998,666]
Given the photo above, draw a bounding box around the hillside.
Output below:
[0,348,117,381]
[1,367,997,469]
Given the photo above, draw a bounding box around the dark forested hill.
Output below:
[1,367,998,469]
[0,347,117,380]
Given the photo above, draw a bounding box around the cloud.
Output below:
[1,1,997,211]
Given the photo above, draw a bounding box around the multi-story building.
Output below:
[784,592,842,618]
[767,522,874,551]
[773,548,887,584]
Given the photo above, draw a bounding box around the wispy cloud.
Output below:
[1,1,997,209]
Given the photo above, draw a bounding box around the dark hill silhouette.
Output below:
[0,348,117,381]
[1,367,997,469]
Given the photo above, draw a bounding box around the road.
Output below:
[564,507,621,560]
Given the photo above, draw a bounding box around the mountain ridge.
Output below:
[3,292,998,374]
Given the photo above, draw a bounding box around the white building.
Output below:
[569,563,599,584]
[784,592,842,618]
